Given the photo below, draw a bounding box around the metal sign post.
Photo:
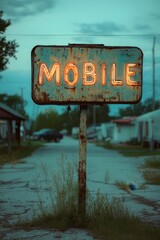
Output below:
[78,105,87,216]
[31,43,143,218]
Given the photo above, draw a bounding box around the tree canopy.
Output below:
[32,105,110,134]
[0,93,28,117]
[119,98,160,117]
[87,105,110,125]
[0,11,18,72]
[33,109,61,131]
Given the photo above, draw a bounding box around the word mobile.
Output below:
[32,45,143,104]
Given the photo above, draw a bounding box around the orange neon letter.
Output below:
[64,63,78,86]
[110,63,123,86]
[101,63,107,86]
[38,63,60,86]
[126,63,140,86]
[83,63,97,86]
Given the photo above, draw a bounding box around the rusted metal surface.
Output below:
[78,105,87,216]
[31,44,143,105]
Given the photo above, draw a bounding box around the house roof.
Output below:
[0,103,26,121]
[112,116,137,124]
[137,108,160,120]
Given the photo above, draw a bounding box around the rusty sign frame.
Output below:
[31,44,143,105]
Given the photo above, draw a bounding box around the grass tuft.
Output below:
[0,141,43,165]
[141,157,160,169]
[16,156,160,240]
[97,141,160,157]
[143,170,160,185]
[115,180,147,192]
[141,157,160,185]
[115,180,131,192]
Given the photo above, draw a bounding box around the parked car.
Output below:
[32,128,63,142]
[87,126,97,140]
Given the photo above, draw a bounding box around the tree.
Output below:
[59,105,111,134]
[87,105,110,125]
[143,98,160,113]
[33,109,61,131]
[119,102,144,117]
[59,106,80,134]
[119,98,160,117]
[0,11,18,72]
[0,93,28,117]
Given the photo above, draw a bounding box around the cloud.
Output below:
[133,24,153,35]
[151,13,160,20]
[0,0,57,19]
[133,24,151,32]
[77,21,127,35]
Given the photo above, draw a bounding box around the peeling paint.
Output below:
[31,44,143,105]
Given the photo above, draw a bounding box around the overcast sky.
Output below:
[0,0,160,118]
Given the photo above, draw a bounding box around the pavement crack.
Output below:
[130,193,160,210]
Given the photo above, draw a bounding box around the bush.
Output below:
[126,138,139,145]
[142,140,150,148]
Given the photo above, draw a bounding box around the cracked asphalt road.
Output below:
[0,136,160,239]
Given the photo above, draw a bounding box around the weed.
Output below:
[0,141,43,164]
[143,170,160,185]
[141,157,160,185]
[138,183,147,190]
[16,156,160,240]
[115,180,130,192]
[97,141,160,157]
[141,157,160,169]
[115,180,147,191]
[30,155,80,229]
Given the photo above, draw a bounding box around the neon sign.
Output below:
[32,45,143,104]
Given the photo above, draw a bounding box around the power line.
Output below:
[5,33,160,37]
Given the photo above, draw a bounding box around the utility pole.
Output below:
[150,37,156,151]
[152,37,156,111]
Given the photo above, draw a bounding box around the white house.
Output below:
[110,109,160,145]
[136,109,160,144]
[111,116,137,143]
[97,123,113,141]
